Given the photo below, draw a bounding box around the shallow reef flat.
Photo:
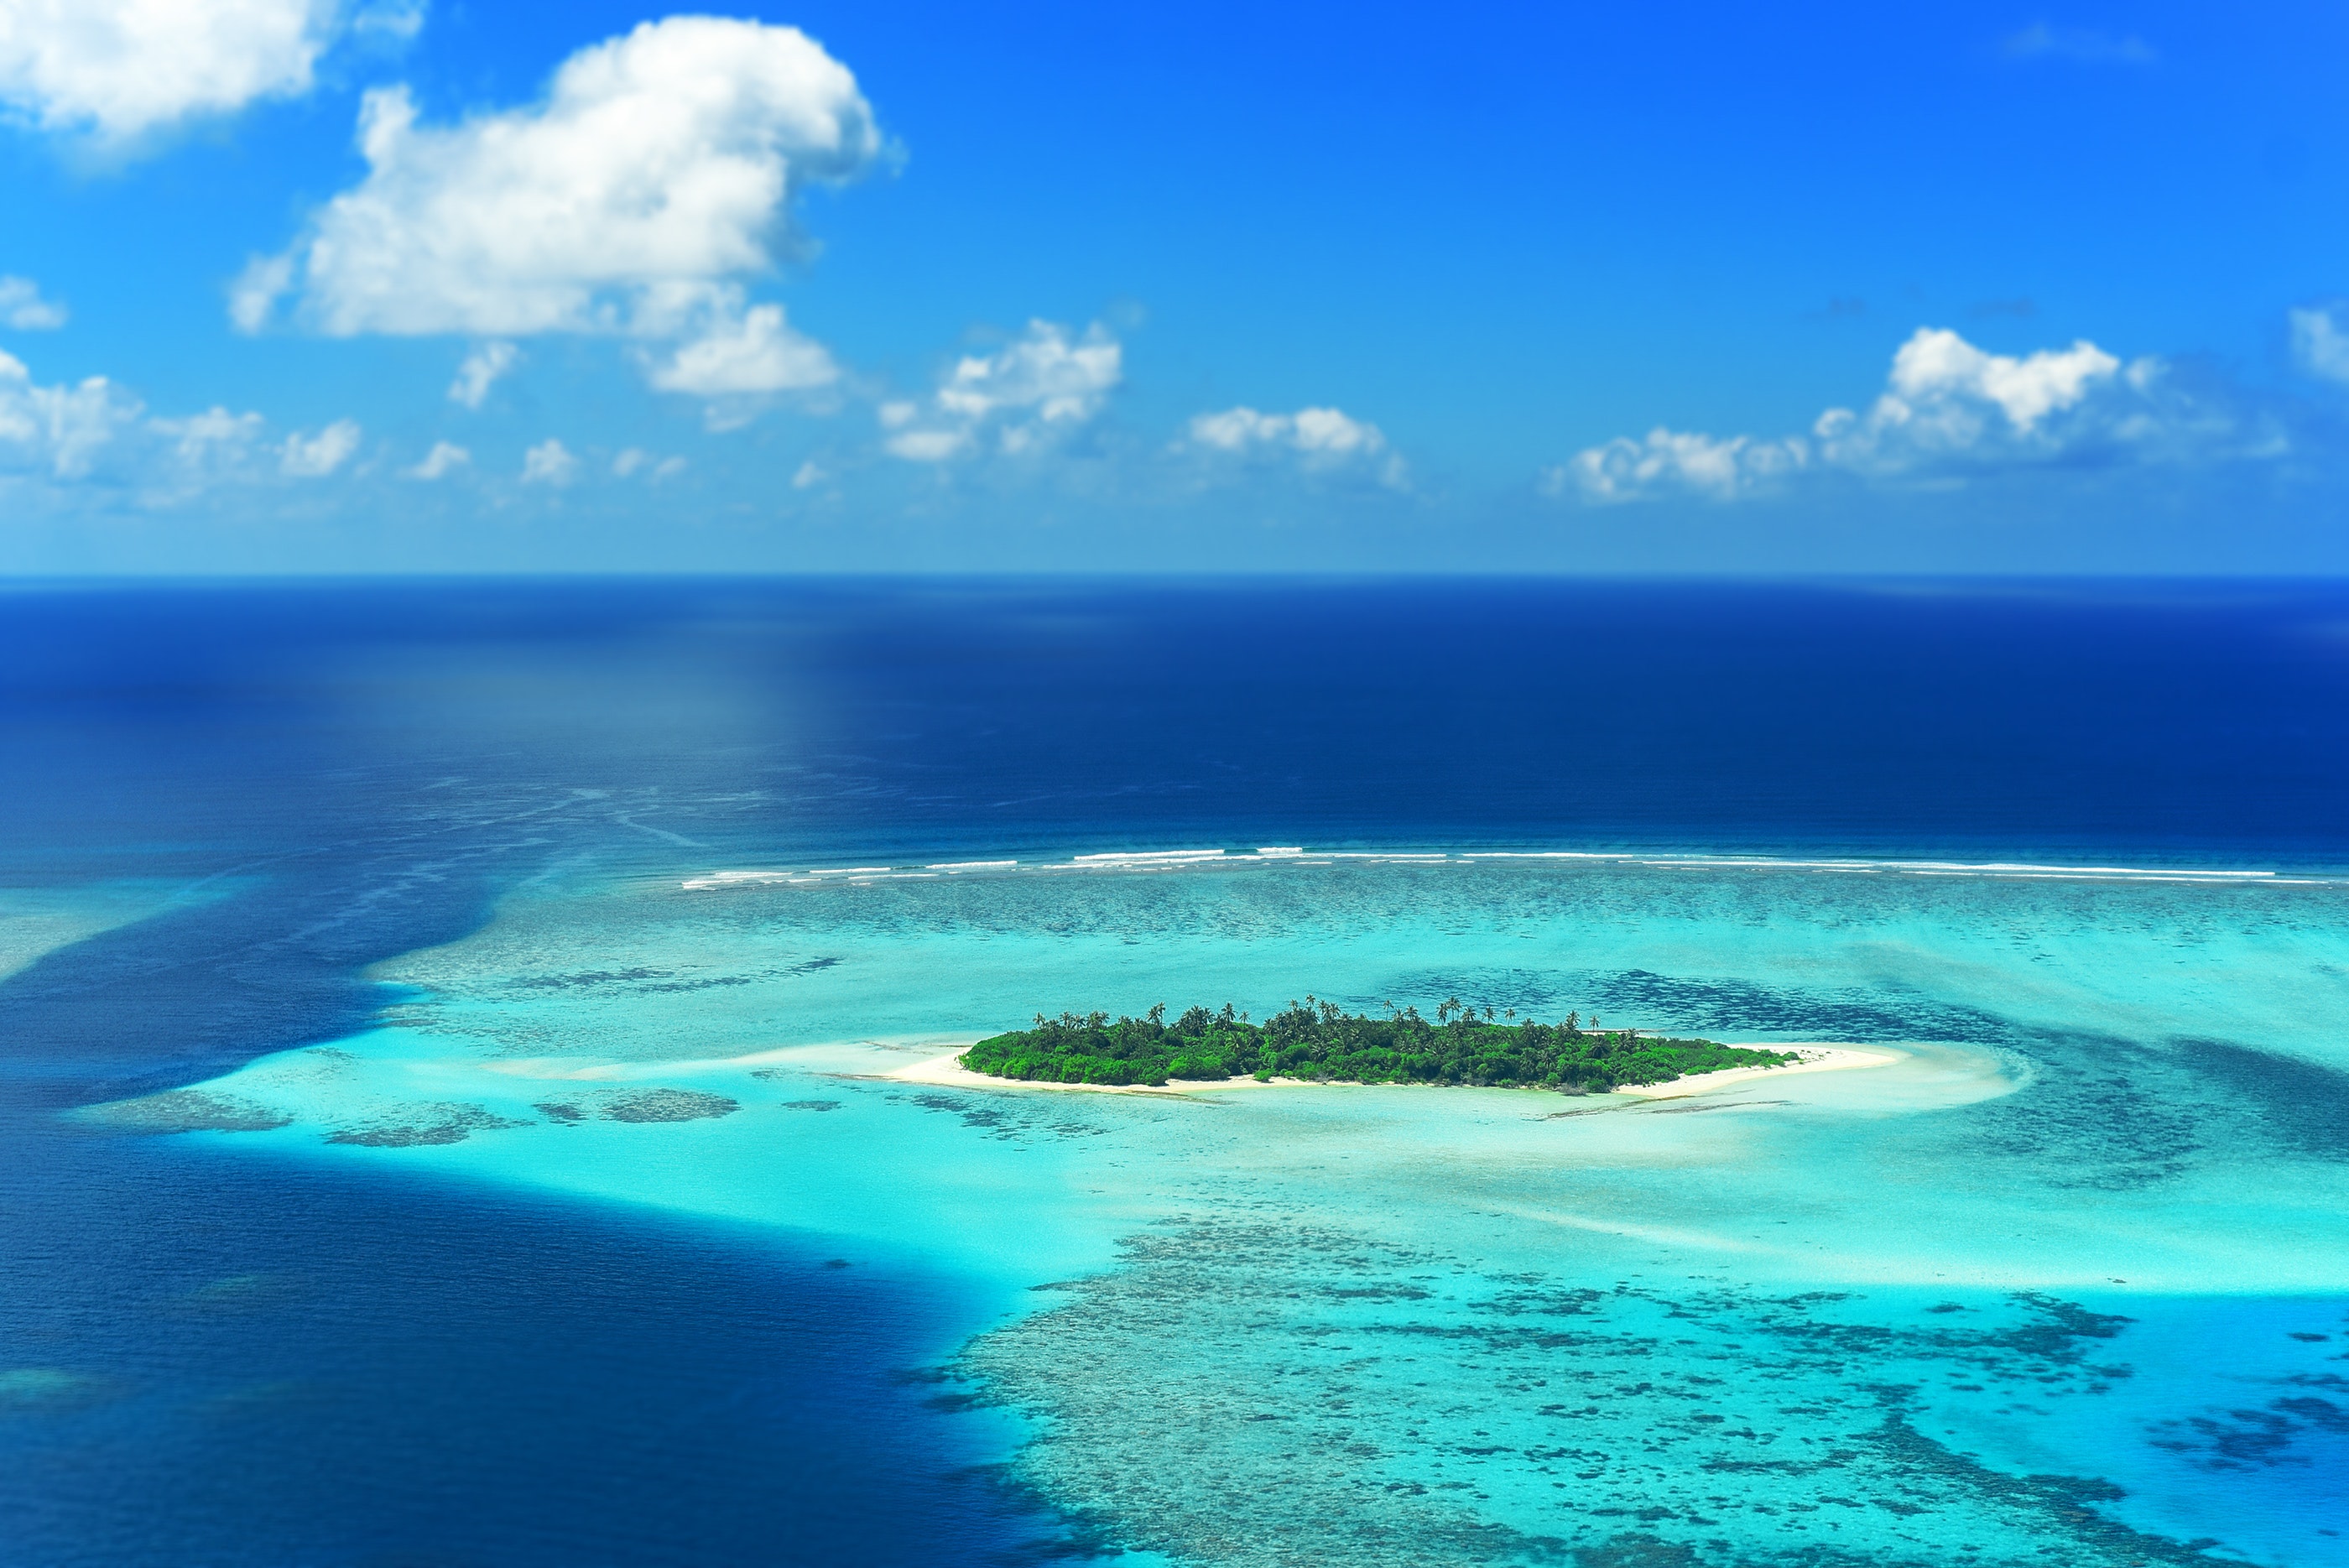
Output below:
[128,854,2349,1566]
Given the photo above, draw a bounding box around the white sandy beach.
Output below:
[1613,1044,1902,1097]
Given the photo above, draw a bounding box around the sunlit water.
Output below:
[116,851,2349,1567]
[13,579,2349,1567]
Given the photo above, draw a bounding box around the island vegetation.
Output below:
[959,998,1798,1091]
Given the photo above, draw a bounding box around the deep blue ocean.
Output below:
[6,577,2349,1566]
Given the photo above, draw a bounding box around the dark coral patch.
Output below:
[87,1089,289,1133]
[326,1103,529,1147]
[601,1089,737,1123]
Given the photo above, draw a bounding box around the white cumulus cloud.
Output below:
[408,439,468,478]
[882,320,1121,461]
[1552,429,1809,503]
[1816,328,2120,462]
[279,418,361,476]
[0,347,141,476]
[1557,326,2263,503]
[447,340,516,409]
[0,350,398,502]
[0,0,376,146]
[235,15,880,407]
[0,274,65,329]
[2290,305,2349,386]
[520,437,576,485]
[644,295,835,398]
[1184,404,1405,486]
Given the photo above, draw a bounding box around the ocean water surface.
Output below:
[5,579,2348,1566]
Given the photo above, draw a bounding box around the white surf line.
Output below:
[1620,856,2281,881]
[1454,846,2294,878]
[1037,851,1232,874]
[1904,862,2273,878]
[686,850,1253,889]
[680,866,904,889]
[685,846,2331,892]
[1458,852,1601,859]
[679,869,800,889]
[1467,850,2309,883]
[1073,849,1228,862]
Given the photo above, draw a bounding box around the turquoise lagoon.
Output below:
[137,851,2349,1566]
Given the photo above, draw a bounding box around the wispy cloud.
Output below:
[520,438,576,486]
[0,275,67,330]
[154,407,265,467]
[2003,22,2156,65]
[407,440,470,480]
[280,419,362,477]
[447,341,518,409]
[2289,305,2349,386]
[612,448,685,481]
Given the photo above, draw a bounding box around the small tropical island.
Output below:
[959,998,1800,1092]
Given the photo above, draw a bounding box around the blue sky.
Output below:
[2,1,2346,572]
